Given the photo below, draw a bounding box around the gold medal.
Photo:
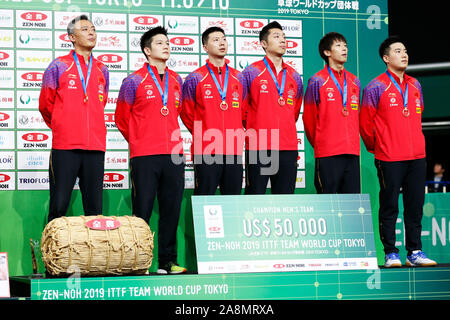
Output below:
[84,96,88,103]
[220,100,228,111]
[161,106,169,116]
[402,108,410,117]
[278,96,285,106]
[342,108,349,117]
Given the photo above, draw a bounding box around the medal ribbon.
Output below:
[327,65,347,109]
[206,63,229,102]
[147,64,168,107]
[72,51,93,100]
[263,57,286,99]
[386,71,408,110]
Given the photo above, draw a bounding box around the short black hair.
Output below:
[434,161,445,168]
[259,21,283,42]
[318,32,347,64]
[67,14,90,35]
[140,26,168,56]
[202,26,225,45]
[379,36,404,61]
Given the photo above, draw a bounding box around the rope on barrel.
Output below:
[64,216,73,268]
[117,217,125,273]
[84,216,94,273]
[127,215,139,270]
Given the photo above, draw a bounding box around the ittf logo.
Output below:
[203,205,225,239]
[208,207,218,216]
[167,19,178,29]
[19,34,31,44]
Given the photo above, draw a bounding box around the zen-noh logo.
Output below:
[21,72,43,82]
[59,33,71,42]
[170,37,195,46]
[0,51,10,60]
[21,12,48,21]
[287,40,298,49]
[104,113,116,129]
[133,16,159,25]
[19,11,51,28]
[98,54,123,63]
[0,112,10,121]
[103,173,124,182]
[103,172,127,189]
[240,20,264,29]
[0,173,11,183]
[22,132,49,142]
[85,218,121,230]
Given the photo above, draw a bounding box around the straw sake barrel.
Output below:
[41,215,154,276]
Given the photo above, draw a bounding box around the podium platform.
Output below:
[9,264,450,300]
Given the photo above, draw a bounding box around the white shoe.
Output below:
[384,252,402,267]
[405,250,437,267]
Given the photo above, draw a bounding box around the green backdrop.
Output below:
[0,0,391,276]
[417,73,450,120]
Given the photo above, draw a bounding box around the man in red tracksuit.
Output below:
[181,27,245,195]
[303,32,361,194]
[115,26,186,274]
[240,21,303,194]
[360,36,436,268]
[39,15,109,223]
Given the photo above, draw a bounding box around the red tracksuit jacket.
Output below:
[302,66,361,158]
[240,57,303,151]
[181,60,245,155]
[360,70,425,162]
[39,50,109,151]
[115,63,183,159]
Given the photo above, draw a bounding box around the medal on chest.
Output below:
[73,51,93,104]
[263,57,287,107]
[206,63,230,111]
[148,65,169,116]
[342,108,349,117]
[327,66,348,117]
[386,71,409,118]
[402,108,410,117]
[220,100,228,111]
[161,106,169,116]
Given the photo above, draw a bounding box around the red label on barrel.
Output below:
[85,218,121,230]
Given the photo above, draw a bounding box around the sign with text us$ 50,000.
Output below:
[192,194,378,274]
